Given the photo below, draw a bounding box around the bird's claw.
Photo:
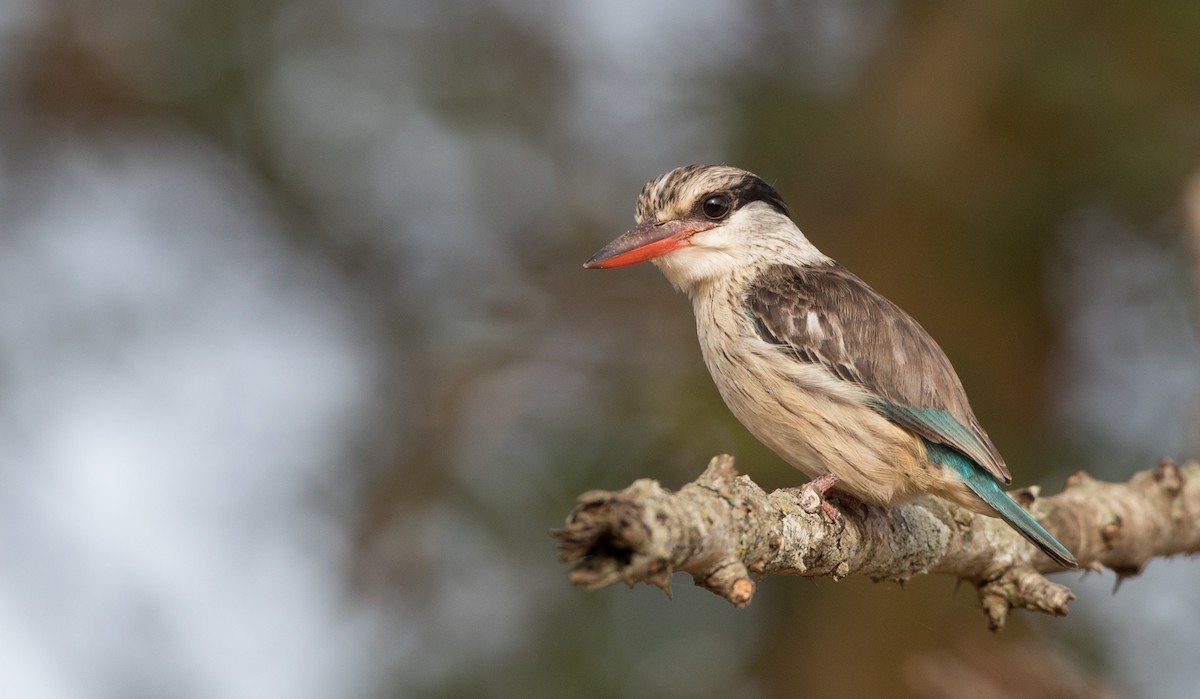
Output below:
[796,486,823,514]
[820,499,846,531]
[793,473,847,529]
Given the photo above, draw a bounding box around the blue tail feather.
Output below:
[925,441,1076,568]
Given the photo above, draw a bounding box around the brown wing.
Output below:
[746,263,1010,483]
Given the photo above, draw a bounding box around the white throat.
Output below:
[650,204,830,295]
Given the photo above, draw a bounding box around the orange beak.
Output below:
[583,219,714,269]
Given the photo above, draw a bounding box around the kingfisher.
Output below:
[584,164,1076,568]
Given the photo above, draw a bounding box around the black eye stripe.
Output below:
[694,176,788,221]
[731,175,789,216]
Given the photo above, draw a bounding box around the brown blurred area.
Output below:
[4,1,1199,697]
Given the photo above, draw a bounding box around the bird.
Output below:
[583,164,1076,568]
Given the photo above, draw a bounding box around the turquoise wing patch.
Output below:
[867,398,1002,482]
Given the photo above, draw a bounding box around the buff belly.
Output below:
[697,322,983,511]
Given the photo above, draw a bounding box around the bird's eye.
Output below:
[701,194,732,220]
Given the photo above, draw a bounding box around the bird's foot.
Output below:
[830,490,866,518]
[791,473,847,529]
[819,499,845,531]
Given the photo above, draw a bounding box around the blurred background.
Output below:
[1,0,1198,697]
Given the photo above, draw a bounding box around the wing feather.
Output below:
[746,263,1011,483]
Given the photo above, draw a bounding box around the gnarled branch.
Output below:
[553,455,1200,629]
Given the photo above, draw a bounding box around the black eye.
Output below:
[701,194,732,220]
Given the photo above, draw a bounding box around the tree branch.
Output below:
[553,455,1200,629]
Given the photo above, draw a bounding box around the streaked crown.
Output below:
[634,164,789,225]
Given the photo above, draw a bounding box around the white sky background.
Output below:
[0,0,1196,697]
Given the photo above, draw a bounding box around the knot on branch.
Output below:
[978,565,1075,630]
[554,479,676,594]
[553,455,764,606]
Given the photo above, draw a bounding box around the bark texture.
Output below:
[553,455,1200,629]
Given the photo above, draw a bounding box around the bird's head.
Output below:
[584,165,826,292]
